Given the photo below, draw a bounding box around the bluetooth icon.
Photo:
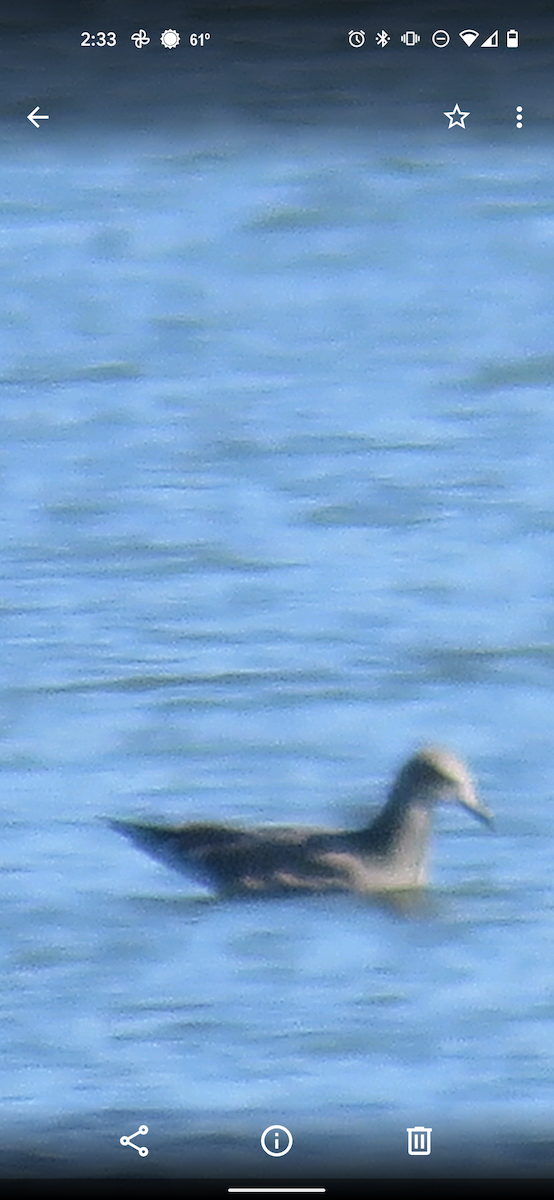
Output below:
[376,30,390,47]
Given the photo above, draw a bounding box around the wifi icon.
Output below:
[459,29,479,46]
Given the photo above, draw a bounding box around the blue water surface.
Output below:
[1,110,554,1176]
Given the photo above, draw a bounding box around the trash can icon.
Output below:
[407,1126,432,1155]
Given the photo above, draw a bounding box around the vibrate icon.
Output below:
[120,1124,149,1156]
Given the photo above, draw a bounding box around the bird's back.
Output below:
[110,816,420,895]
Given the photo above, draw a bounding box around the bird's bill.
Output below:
[458,782,494,826]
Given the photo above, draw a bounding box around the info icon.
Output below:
[261,1125,293,1157]
[407,1126,432,1156]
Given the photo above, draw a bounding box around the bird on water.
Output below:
[110,746,493,897]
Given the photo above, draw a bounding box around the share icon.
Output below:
[120,1124,149,1156]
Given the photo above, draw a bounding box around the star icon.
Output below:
[444,103,470,128]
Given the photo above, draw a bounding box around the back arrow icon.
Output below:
[27,106,49,128]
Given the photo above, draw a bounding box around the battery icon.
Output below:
[507,29,519,47]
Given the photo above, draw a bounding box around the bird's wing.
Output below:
[110,819,349,892]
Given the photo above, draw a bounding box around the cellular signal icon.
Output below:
[459,29,479,46]
[481,30,498,47]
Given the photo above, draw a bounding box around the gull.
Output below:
[110,747,492,897]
